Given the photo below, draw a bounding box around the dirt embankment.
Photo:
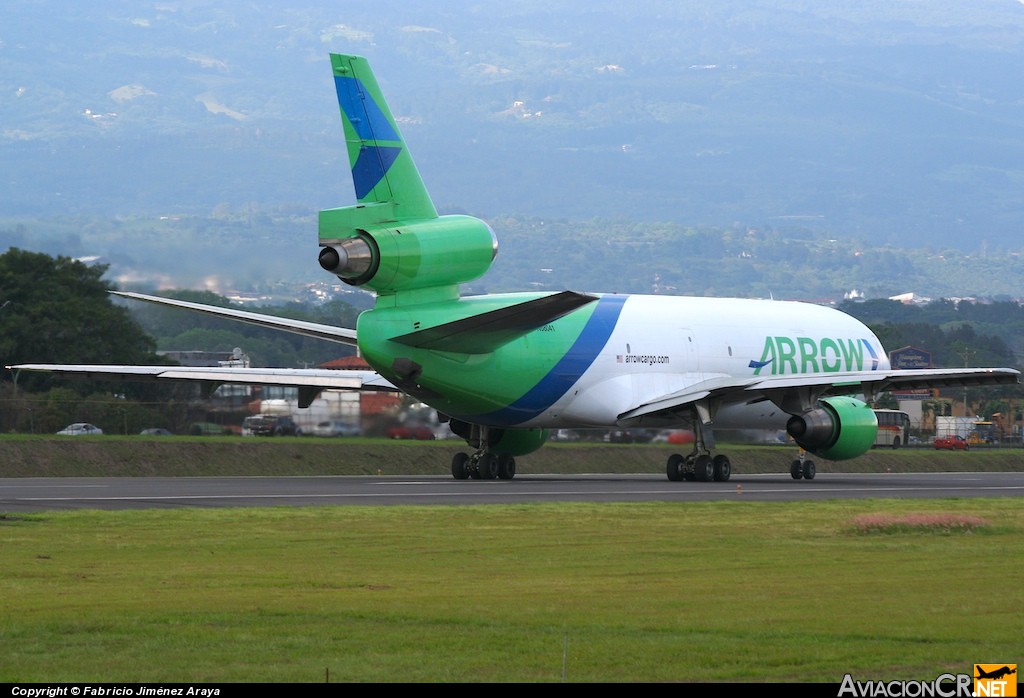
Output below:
[2,438,1022,478]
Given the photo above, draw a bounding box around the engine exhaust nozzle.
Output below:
[318,237,376,284]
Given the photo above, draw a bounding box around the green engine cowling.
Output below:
[785,396,878,461]
[491,428,550,457]
[318,213,497,294]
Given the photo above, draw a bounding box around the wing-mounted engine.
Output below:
[785,396,878,461]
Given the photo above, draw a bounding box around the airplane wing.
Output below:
[618,367,1020,422]
[113,291,359,346]
[7,364,398,408]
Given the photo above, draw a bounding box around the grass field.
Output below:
[1,497,1021,683]
[3,434,1024,477]
[2,437,1021,683]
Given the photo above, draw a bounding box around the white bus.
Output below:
[873,409,910,448]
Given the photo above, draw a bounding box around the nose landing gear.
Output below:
[789,449,816,480]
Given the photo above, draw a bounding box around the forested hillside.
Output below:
[3,1,1024,252]
[4,214,1024,303]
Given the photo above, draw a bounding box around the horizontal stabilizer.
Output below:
[113,291,358,346]
[390,291,599,354]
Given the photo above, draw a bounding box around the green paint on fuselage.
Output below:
[357,293,598,419]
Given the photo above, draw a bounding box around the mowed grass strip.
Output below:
[1,499,1020,683]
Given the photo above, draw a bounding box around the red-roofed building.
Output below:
[319,355,402,417]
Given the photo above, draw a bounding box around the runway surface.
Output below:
[2,472,1023,512]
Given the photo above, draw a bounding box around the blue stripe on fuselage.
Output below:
[469,294,628,426]
[862,338,880,370]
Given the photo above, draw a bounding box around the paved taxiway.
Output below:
[2,472,1023,512]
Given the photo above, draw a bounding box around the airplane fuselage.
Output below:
[357,293,888,431]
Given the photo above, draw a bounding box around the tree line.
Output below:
[1,248,1020,435]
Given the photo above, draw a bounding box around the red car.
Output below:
[934,435,969,450]
[387,423,436,440]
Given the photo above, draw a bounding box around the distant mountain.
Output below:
[3,0,1024,253]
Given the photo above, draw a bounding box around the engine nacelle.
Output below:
[319,214,497,294]
[785,396,878,461]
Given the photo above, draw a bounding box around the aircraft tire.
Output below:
[802,460,816,480]
[451,452,470,480]
[498,454,516,480]
[790,460,804,480]
[694,455,714,482]
[712,454,731,482]
[666,454,685,482]
[478,452,499,480]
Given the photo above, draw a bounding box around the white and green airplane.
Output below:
[11,54,1019,482]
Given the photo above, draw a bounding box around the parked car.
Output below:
[56,422,103,436]
[387,423,435,440]
[313,420,361,437]
[934,435,969,450]
[140,428,173,436]
[653,429,696,445]
[189,422,232,436]
[246,415,302,436]
[606,427,655,442]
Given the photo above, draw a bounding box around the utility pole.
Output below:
[960,347,975,418]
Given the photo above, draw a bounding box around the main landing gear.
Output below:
[666,451,732,482]
[665,413,731,482]
[789,449,816,480]
[448,423,516,480]
[451,451,516,480]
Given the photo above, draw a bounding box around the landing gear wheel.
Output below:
[451,452,470,480]
[497,454,516,480]
[694,454,714,482]
[790,460,804,480]
[802,460,816,480]
[666,454,685,482]
[477,452,499,480]
[712,454,731,482]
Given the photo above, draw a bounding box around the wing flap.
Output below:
[8,364,397,392]
[747,367,1020,395]
[618,367,1019,422]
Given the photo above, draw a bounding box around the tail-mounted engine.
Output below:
[318,212,497,295]
[785,396,878,461]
